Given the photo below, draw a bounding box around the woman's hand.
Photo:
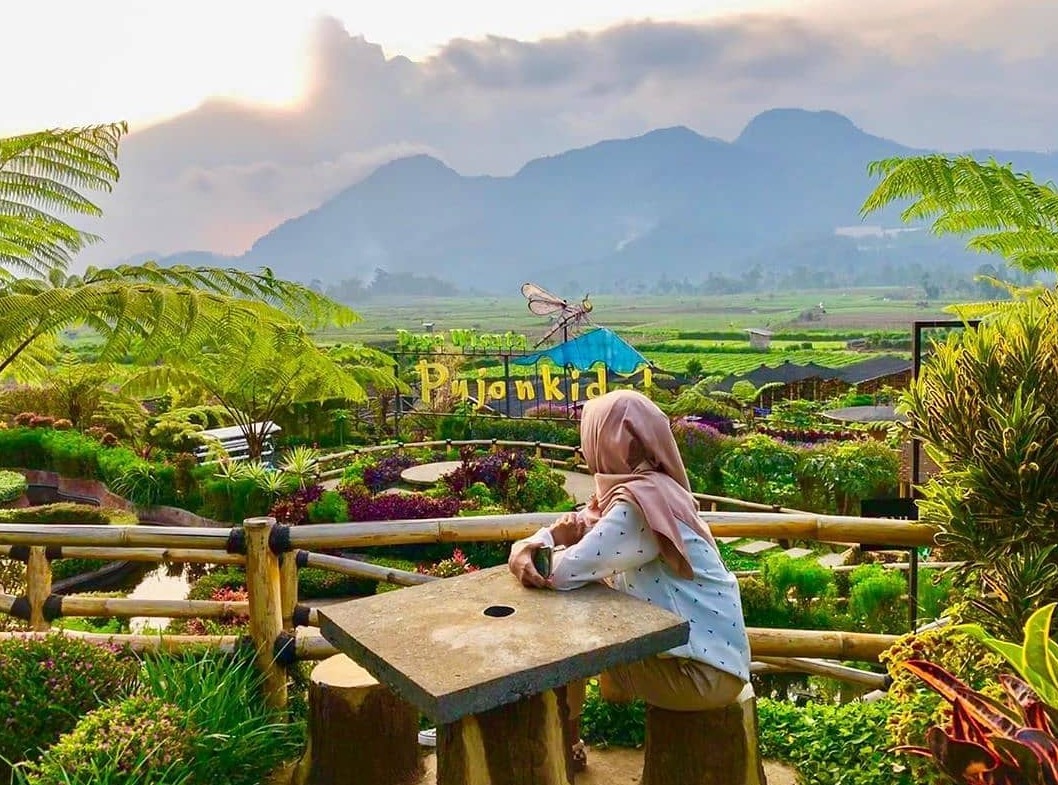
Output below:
[508,540,549,588]
[548,512,587,548]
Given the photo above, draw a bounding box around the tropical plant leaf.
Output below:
[924,726,1004,783]
[902,660,1023,732]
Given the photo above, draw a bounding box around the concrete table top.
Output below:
[318,565,688,724]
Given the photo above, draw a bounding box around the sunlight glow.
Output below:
[4,0,805,135]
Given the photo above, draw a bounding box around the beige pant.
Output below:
[568,656,746,716]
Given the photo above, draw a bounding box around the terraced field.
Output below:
[641,348,892,375]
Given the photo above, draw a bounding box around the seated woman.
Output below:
[508,389,751,770]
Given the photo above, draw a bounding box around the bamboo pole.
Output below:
[0,524,233,549]
[754,657,889,689]
[0,545,245,565]
[244,517,287,710]
[59,596,249,619]
[285,512,938,550]
[297,634,339,661]
[27,547,52,632]
[301,551,436,587]
[747,627,899,660]
[280,552,298,631]
[0,629,239,653]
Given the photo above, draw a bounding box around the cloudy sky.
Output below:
[6,0,1056,265]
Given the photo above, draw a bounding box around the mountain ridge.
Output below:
[125,108,1058,292]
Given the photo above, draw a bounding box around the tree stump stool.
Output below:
[292,654,423,785]
[436,685,574,785]
[641,684,766,785]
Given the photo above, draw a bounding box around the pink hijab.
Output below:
[579,389,715,579]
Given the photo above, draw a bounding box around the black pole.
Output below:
[911,322,922,493]
[503,354,511,417]
[909,547,919,632]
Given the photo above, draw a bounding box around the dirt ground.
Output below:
[420,745,799,784]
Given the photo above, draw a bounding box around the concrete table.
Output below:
[319,565,688,785]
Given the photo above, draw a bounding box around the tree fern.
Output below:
[0,124,125,279]
[123,329,401,458]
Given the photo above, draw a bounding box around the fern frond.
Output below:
[0,124,126,277]
[862,155,1058,275]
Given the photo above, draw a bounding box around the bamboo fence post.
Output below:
[244,516,287,710]
[26,547,52,632]
[280,551,299,632]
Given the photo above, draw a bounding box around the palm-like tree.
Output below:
[124,329,399,458]
[860,155,1058,316]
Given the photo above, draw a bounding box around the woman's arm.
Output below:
[529,504,661,591]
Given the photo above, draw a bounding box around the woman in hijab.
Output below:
[507,389,751,769]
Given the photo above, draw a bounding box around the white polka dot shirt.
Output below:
[526,501,751,683]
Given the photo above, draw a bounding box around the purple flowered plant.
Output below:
[339,485,461,521]
[362,454,418,492]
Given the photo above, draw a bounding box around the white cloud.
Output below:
[77,2,1058,267]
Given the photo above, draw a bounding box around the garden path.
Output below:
[395,461,597,504]
[420,746,799,784]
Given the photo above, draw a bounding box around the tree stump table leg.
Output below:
[436,686,574,785]
[641,685,766,785]
[292,654,423,785]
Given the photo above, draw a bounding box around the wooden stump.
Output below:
[292,654,423,785]
[641,685,766,785]
[436,686,574,785]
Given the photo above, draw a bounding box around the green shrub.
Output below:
[137,652,302,785]
[0,470,27,503]
[848,564,909,634]
[879,628,1008,785]
[903,292,1058,639]
[721,435,801,507]
[0,635,138,770]
[503,462,572,513]
[197,477,270,523]
[298,566,374,599]
[16,696,195,785]
[579,678,646,747]
[306,490,349,523]
[798,441,900,515]
[437,415,579,446]
[0,503,137,526]
[186,566,246,601]
[760,552,837,627]
[757,697,911,785]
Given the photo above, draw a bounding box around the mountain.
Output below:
[140,109,1058,292]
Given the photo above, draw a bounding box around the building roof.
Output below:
[713,355,911,391]
[745,328,773,337]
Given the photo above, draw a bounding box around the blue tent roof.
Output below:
[513,327,648,374]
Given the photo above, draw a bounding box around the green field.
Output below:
[641,348,901,375]
[318,288,952,346]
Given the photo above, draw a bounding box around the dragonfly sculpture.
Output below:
[520,282,593,347]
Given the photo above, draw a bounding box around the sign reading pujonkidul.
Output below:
[416,361,654,408]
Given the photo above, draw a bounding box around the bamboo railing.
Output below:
[0,508,935,708]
